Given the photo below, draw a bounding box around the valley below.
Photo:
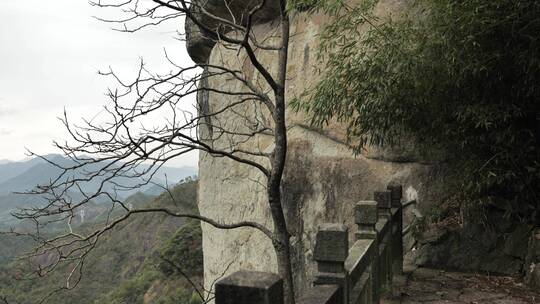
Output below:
[0,157,202,304]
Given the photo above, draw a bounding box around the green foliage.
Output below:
[296,0,540,222]
[188,291,204,304]
[158,220,203,277]
[104,270,161,304]
[0,180,202,304]
[152,290,203,304]
[154,291,191,304]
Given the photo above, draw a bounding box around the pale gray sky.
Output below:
[0,0,198,167]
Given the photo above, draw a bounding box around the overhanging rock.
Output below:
[184,0,280,64]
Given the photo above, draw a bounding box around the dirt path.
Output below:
[383,267,540,304]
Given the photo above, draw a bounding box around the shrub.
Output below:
[294,0,540,222]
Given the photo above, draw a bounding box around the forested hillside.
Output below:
[0,180,203,304]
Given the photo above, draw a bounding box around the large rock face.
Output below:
[410,218,534,275]
[190,0,445,298]
[186,0,532,298]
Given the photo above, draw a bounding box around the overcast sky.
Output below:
[0,0,198,167]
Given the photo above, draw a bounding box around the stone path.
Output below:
[383,267,540,304]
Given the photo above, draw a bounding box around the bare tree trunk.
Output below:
[267,7,294,304]
[273,226,295,304]
[268,165,295,304]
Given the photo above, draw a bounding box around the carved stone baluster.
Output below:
[313,223,349,304]
[215,271,283,304]
[374,191,392,219]
[374,190,392,295]
[387,183,403,275]
[355,201,379,303]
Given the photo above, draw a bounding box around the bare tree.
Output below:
[7,0,296,303]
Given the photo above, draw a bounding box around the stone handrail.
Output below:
[215,183,408,304]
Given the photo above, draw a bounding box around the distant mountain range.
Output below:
[0,155,197,225]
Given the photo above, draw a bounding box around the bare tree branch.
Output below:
[7,0,298,302]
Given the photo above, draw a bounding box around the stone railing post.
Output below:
[313,223,349,304]
[374,190,393,294]
[215,271,283,304]
[387,183,403,275]
[387,183,403,208]
[374,190,392,219]
[355,201,379,303]
[355,201,379,240]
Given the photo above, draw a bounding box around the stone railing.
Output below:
[215,183,409,304]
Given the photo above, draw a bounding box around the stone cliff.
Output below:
[185,0,535,297]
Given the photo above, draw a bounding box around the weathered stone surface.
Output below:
[216,271,283,304]
[198,123,439,299]
[314,224,348,263]
[313,272,347,287]
[355,201,379,225]
[387,183,403,207]
[184,15,215,65]
[410,221,532,275]
[384,267,540,304]
[298,285,342,304]
[185,0,280,64]
[180,0,539,298]
[195,0,446,300]
[374,191,392,210]
[503,225,532,259]
[526,264,540,289]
